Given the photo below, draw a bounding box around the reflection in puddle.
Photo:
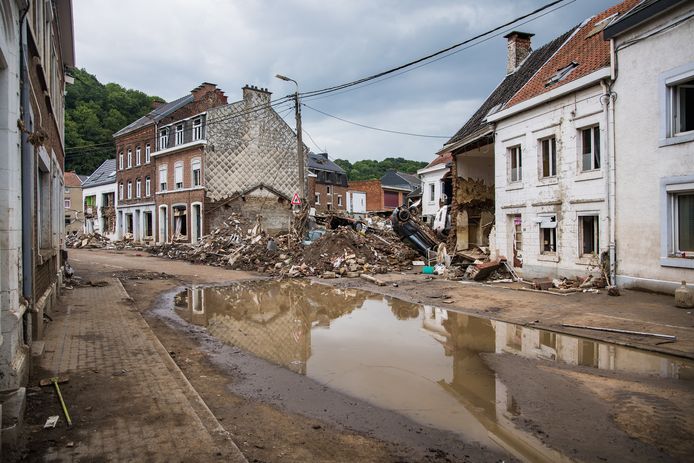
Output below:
[175,280,693,462]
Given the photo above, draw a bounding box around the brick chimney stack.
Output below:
[504,31,534,75]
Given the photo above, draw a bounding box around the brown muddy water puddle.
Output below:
[173,279,693,462]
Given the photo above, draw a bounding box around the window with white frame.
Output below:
[667,186,694,255]
[326,185,332,195]
[160,128,169,149]
[64,198,71,208]
[540,137,556,178]
[315,192,320,205]
[337,195,343,207]
[127,180,132,199]
[429,183,435,202]
[508,145,522,182]
[174,161,184,189]
[127,149,132,168]
[145,144,151,163]
[145,176,151,196]
[580,126,600,172]
[579,214,599,256]
[119,152,124,170]
[136,178,141,198]
[192,117,202,140]
[539,214,557,254]
[175,124,184,146]
[669,77,694,137]
[119,182,123,200]
[159,165,168,191]
[191,158,201,186]
[136,146,141,165]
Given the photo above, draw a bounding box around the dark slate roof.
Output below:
[78,174,89,183]
[307,152,346,174]
[381,170,421,191]
[604,0,684,39]
[82,159,117,188]
[444,26,578,150]
[113,94,194,137]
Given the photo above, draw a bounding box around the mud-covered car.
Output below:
[390,206,439,257]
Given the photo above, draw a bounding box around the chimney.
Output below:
[242,84,272,107]
[151,100,165,110]
[504,31,534,74]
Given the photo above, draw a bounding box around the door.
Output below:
[512,214,523,268]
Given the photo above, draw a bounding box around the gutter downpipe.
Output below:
[600,77,617,287]
[20,5,34,302]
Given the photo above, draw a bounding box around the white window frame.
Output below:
[661,63,694,146]
[175,124,184,146]
[540,136,556,178]
[579,126,600,172]
[315,192,320,205]
[127,180,132,199]
[145,144,151,163]
[136,146,141,166]
[160,128,169,150]
[539,214,557,255]
[136,179,141,198]
[159,165,168,192]
[337,195,343,207]
[119,152,123,170]
[118,182,123,200]
[145,176,151,197]
[174,161,184,189]
[429,183,435,202]
[661,176,694,269]
[508,145,522,183]
[64,198,71,208]
[191,158,201,187]
[578,213,599,257]
[192,117,203,141]
[127,149,132,169]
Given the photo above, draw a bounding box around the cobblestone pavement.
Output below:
[23,278,247,462]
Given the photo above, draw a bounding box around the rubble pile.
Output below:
[66,232,110,249]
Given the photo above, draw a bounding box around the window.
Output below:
[119,182,124,200]
[145,144,151,163]
[145,176,151,196]
[192,118,202,140]
[580,126,600,171]
[119,152,123,170]
[192,158,201,186]
[64,198,71,208]
[136,146,141,165]
[539,215,557,254]
[175,124,184,146]
[315,192,320,205]
[540,137,556,178]
[671,191,694,254]
[579,215,599,256]
[127,180,132,199]
[670,77,694,136]
[337,195,343,207]
[160,128,169,149]
[127,149,132,168]
[429,183,435,202]
[136,178,141,198]
[509,146,522,182]
[159,165,168,191]
[326,185,332,195]
[174,161,184,189]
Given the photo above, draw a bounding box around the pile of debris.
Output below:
[529,275,608,293]
[65,232,110,249]
[147,212,418,277]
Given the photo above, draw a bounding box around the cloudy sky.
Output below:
[74,0,614,163]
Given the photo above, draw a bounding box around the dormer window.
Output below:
[545,62,578,88]
[192,118,203,140]
[160,128,169,149]
[175,124,184,146]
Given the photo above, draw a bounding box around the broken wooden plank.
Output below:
[561,324,677,341]
[360,274,386,286]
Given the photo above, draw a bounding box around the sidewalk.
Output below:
[21,277,247,462]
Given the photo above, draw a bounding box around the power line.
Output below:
[303,103,451,139]
[299,0,572,99]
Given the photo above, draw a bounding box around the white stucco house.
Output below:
[604,0,694,293]
[81,159,119,240]
[487,1,639,280]
[417,153,452,224]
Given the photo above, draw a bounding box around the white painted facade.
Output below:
[490,83,610,279]
[82,182,119,240]
[117,203,156,242]
[417,163,449,223]
[609,5,694,293]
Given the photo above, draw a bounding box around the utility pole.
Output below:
[276,74,305,201]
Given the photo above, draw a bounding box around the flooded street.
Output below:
[174,280,694,462]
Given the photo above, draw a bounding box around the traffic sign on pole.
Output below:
[291,193,301,205]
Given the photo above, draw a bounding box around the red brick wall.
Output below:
[311,183,348,211]
[115,125,157,206]
[348,180,382,211]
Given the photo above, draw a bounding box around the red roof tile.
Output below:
[64,171,83,188]
[425,152,452,169]
[505,0,640,109]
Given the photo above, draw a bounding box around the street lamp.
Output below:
[275,74,305,201]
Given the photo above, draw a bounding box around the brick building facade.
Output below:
[307,152,348,212]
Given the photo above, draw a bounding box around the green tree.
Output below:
[334,157,427,181]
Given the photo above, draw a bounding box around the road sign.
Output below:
[291,193,301,205]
